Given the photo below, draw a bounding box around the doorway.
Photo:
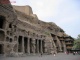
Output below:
[0,44,3,54]
[0,15,5,29]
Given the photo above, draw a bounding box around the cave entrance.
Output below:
[0,31,5,41]
[0,15,5,29]
[0,44,3,54]
[24,37,28,53]
[18,36,22,52]
[39,40,41,53]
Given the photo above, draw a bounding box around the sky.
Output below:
[10,0,80,38]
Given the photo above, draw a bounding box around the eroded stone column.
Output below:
[56,36,62,51]
[63,41,67,52]
[41,40,43,53]
[17,36,19,53]
[37,40,39,53]
[32,39,36,54]
[22,37,24,53]
[27,38,30,54]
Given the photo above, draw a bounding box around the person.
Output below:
[66,51,69,55]
[41,52,42,57]
[65,52,66,54]
[53,52,56,56]
[76,52,77,54]
[73,52,75,55]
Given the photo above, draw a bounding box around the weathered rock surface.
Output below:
[0,0,74,56]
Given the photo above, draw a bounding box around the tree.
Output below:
[72,34,80,50]
[77,34,80,40]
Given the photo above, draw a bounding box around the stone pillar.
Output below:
[27,38,30,54]
[4,35,7,56]
[56,36,62,51]
[22,37,24,53]
[17,36,18,53]
[63,41,67,52]
[32,39,36,54]
[37,40,39,53]
[41,40,43,53]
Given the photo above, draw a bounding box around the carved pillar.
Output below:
[41,40,43,53]
[63,41,67,52]
[27,38,30,54]
[17,36,18,53]
[32,39,35,54]
[52,40,57,53]
[56,36,62,51]
[37,40,39,53]
[22,37,24,53]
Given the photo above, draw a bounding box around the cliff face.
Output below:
[0,0,74,55]
[13,5,64,35]
[12,5,69,53]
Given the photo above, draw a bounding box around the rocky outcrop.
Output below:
[0,0,74,56]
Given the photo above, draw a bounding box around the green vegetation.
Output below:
[45,31,50,35]
[72,34,80,50]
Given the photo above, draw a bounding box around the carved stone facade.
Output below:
[0,0,74,56]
